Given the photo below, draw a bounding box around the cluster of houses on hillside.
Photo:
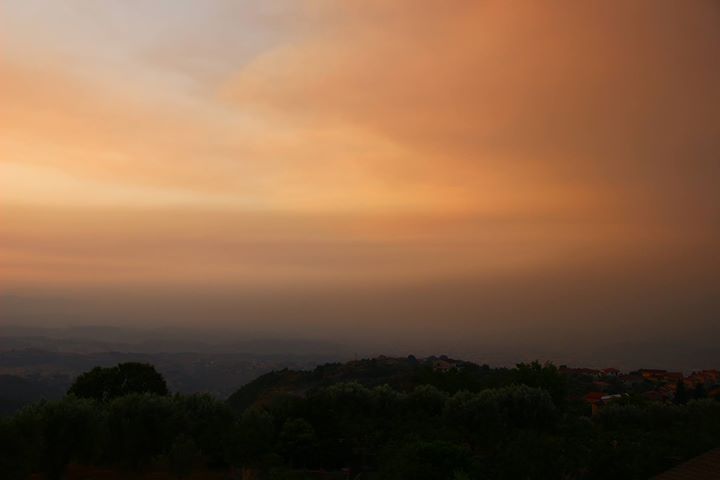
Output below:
[559,366,720,414]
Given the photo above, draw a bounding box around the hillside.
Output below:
[0,375,66,416]
[3,357,720,479]
[228,355,515,412]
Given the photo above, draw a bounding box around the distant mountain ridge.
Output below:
[0,325,347,355]
[0,347,347,415]
[0,374,66,415]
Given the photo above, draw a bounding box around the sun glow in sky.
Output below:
[1,1,719,348]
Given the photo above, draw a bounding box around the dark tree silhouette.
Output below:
[675,379,688,405]
[514,360,567,407]
[68,362,168,401]
[693,382,707,400]
[278,418,316,467]
[4,359,720,479]
[168,434,200,479]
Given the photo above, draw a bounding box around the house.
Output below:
[584,392,604,415]
[686,370,720,387]
[643,389,671,402]
[619,373,645,385]
[592,380,611,391]
[638,369,684,384]
[600,394,624,402]
[584,392,624,415]
[585,391,605,402]
[432,359,457,372]
[663,372,684,383]
[640,368,667,377]
[561,367,601,377]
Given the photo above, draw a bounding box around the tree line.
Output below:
[1,361,719,479]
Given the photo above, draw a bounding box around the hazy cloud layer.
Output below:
[1,1,719,358]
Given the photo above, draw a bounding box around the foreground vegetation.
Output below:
[1,359,719,479]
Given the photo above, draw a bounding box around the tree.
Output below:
[168,434,201,479]
[278,418,316,467]
[68,363,169,401]
[105,394,176,469]
[693,383,707,400]
[175,394,235,466]
[675,380,688,405]
[15,398,101,480]
[227,407,276,469]
[0,416,36,480]
[514,361,566,408]
[381,440,473,480]
[445,385,556,434]
[407,385,448,416]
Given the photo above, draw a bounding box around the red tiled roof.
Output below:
[562,367,600,375]
[584,392,604,403]
[643,390,667,401]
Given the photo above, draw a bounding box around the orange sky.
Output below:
[1,1,719,348]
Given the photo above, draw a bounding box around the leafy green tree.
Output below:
[675,380,688,405]
[514,361,566,408]
[104,394,176,469]
[381,440,473,480]
[67,366,117,401]
[444,384,556,447]
[278,418,316,467]
[0,416,35,480]
[444,389,502,445]
[693,382,707,400]
[490,384,557,430]
[227,407,276,469]
[20,397,100,480]
[406,385,448,416]
[6,357,720,479]
[497,430,571,480]
[69,362,168,401]
[175,394,235,466]
[452,472,472,480]
[168,434,201,479]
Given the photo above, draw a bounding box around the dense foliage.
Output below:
[1,358,719,479]
[67,362,168,401]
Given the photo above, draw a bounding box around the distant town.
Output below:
[425,356,720,414]
[560,366,720,413]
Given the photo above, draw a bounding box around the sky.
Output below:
[1,1,719,359]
